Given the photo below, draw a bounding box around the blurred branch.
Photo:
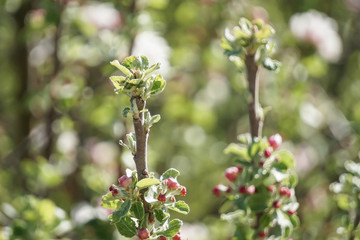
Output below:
[128,0,137,55]
[11,0,33,160]
[44,2,66,159]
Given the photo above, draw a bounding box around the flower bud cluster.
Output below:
[213,134,299,239]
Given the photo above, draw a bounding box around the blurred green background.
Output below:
[0,0,359,239]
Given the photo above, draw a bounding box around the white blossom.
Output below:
[290,10,342,62]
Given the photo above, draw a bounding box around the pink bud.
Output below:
[167,178,180,190]
[225,166,239,182]
[138,228,149,239]
[267,185,275,192]
[239,186,247,194]
[247,185,256,195]
[118,175,132,188]
[180,186,187,196]
[268,134,282,150]
[158,194,166,202]
[264,148,273,158]
[273,201,281,208]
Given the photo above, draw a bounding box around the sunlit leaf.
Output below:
[168,201,190,215]
[161,168,180,180]
[136,178,160,189]
[110,60,131,75]
[157,219,183,237]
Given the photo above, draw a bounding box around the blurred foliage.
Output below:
[0,0,360,239]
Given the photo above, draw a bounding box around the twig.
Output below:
[245,54,262,139]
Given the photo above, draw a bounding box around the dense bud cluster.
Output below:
[102,168,189,240]
[214,134,299,239]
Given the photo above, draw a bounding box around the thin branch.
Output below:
[44,2,65,158]
[131,96,153,221]
[245,54,262,139]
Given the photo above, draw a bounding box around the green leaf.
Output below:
[122,56,137,70]
[145,185,158,203]
[131,201,144,220]
[158,219,183,237]
[336,193,351,210]
[289,214,300,228]
[150,114,161,126]
[220,36,233,51]
[109,76,126,90]
[246,191,271,212]
[101,192,123,210]
[237,133,251,144]
[168,201,190,215]
[151,74,166,95]
[139,56,149,70]
[259,213,272,229]
[234,223,254,240]
[248,141,263,158]
[111,200,132,223]
[255,25,274,40]
[224,143,251,162]
[144,63,160,77]
[123,107,131,118]
[115,216,137,238]
[154,209,169,223]
[161,168,180,180]
[110,60,131,75]
[262,58,281,71]
[273,151,295,169]
[136,178,160,189]
[219,200,234,214]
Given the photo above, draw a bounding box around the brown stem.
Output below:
[245,54,262,139]
[245,54,263,235]
[131,96,149,180]
[131,96,153,222]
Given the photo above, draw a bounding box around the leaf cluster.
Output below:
[109,56,166,100]
[330,160,360,239]
[217,134,299,239]
[221,18,280,72]
[101,168,190,239]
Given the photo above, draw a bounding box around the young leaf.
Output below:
[101,192,123,210]
[273,151,295,169]
[123,107,131,118]
[149,114,161,126]
[122,56,137,70]
[168,201,190,215]
[131,201,144,220]
[110,60,131,75]
[246,191,271,212]
[144,63,160,78]
[161,168,180,180]
[154,209,169,223]
[145,185,158,203]
[115,216,137,238]
[109,76,126,90]
[262,58,281,71]
[150,75,166,95]
[224,143,251,162]
[136,178,160,189]
[111,199,132,223]
[157,219,183,237]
